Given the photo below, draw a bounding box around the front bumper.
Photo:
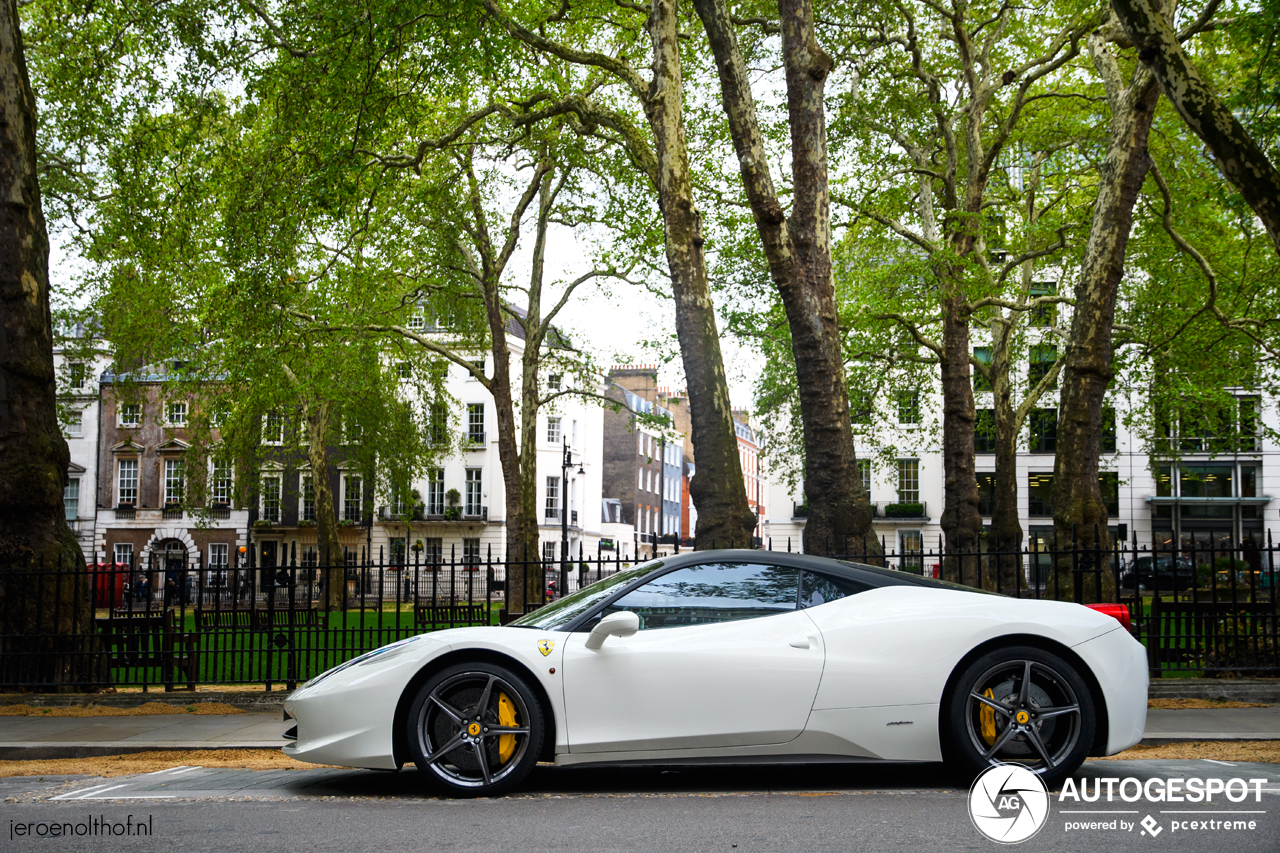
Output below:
[282,637,446,770]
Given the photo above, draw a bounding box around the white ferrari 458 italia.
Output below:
[282,550,1147,796]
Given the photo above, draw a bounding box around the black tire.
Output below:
[943,645,1095,787]
[406,661,545,797]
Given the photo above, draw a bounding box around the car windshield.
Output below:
[509,561,662,630]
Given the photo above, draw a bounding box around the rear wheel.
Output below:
[944,646,1095,787]
[406,662,544,797]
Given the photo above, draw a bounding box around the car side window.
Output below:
[602,562,800,630]
[799,571,873,609]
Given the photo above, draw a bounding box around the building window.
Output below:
[1101,406,1117,453]
[547,373,561,391]
[117,459,138,506]
[423,537,443,567]
[163,459,185,505]
[166,402,187,426]
[464,468,482,516]
[545,475,560,520]
[975,409,997,453]
[301,475,315,521]
[1029,282,1056,327]
[547,416,561,444]
[977,474,996,517]
[469,358,485,379]
[397,362,412,379]
[63,409,83,437]
[1028,408,1057,453]
[1028,344,1057,388]
[67,362,86,390]
[899,530,923,573]
[857,459,871,500]
[262,411,284,445]
[261,475,282,522]
[119,404,141,428]
[425,468,444,515]
[114,542,133,567]
[1099,472,1119,517]
[64,478,79,521]
[467,403,485,444]
[897,459,919,503]
[542,541,557,568]
[428,402,448,446]
[211,461,233,505]
[209,543,229,569]
[407,310,424,330]
[343,474,363,521]
[1028,473,1053,517]
[972,347,992,392]
[897,391,920,425]
[389,537,407,567]
[463,537,481,568]
[850,392,873,425]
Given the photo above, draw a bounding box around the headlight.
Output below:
[302,636,422,689]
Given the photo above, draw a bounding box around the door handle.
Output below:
[788,637,811,649]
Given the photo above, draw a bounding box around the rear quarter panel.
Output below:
[805,586,1118,710]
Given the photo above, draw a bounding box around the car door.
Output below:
[561,561,825,754]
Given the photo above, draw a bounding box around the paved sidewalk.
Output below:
[1,706,1278,759]
[0,712,288,758]
[1143,707,1280,741]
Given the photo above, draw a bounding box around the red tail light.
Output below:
[1086,603,1131,631]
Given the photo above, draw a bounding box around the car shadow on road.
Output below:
[276,761,959,799]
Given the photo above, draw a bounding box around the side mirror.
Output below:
[584,611,640,650]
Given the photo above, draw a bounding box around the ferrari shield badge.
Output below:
[538,639,554,657]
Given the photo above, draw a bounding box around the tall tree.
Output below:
[827,0,1095,580]
[688,0,878,554]
[0,0,97,687]
[1110,0,1280,254]
[480,0,758,548]
[1050,29,1159,600]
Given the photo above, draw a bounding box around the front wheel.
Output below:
[944,646,1095,787]
[406,662,545,797]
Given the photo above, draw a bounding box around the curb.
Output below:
[0,743,284,760]
[1147,679,1280,703]
[0,692,289,712]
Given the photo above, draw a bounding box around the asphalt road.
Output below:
[4,760,1279,852]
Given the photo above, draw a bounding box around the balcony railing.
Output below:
[462,506,488,521]
[545,508,560,523]
[210,505,231,520]
[115,504,136,519]
[162,505,183,520]
[467,432,486,446]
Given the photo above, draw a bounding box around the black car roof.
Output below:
[638,549,992,594]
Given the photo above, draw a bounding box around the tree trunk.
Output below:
[692,0,875,555]
[302,400,344,611]
[645,0,755,550]
[1052,44,1159,602]
[989,321,1023,590]
[1110,0,1280,255]
[0,0,98,689]
[939,284,983,583]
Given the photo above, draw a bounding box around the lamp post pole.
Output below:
[560,440,571,598]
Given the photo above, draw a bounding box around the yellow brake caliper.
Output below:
[980,688,997,745]
[497,693,517,763]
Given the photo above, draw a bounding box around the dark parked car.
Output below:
[1121,556,1195,591]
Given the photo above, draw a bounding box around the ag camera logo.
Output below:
[969,764,1050,844]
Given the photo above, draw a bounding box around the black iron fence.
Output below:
[1,531,1276,691]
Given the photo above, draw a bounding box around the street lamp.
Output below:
[560,440,584,598]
